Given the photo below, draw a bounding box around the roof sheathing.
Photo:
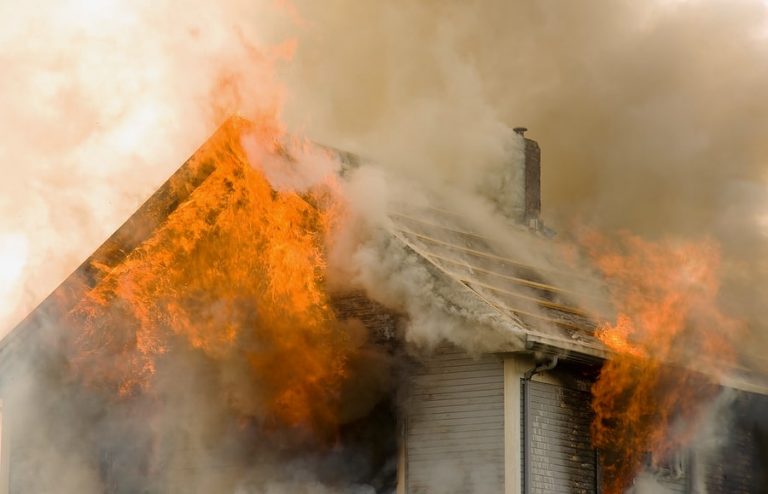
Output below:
[388,205,610,362]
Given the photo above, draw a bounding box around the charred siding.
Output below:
[331,291,399,344]
[523,380,596,494]
[704,394,763,494]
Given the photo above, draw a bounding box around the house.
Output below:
[392,131,768,494]
[0,117,766,493]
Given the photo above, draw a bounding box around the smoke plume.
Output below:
[273,0,768,348]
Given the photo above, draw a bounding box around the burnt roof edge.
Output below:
[0,116,250,364]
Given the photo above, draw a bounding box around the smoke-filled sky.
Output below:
[278,0,768,234]
[2,0,768,342]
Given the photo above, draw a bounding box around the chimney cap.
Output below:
[513,127,528,136]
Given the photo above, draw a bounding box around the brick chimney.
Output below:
[513,127,541,228]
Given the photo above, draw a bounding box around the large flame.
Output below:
[65,116,352,434]
[0,0,298,336]
[584,231,740,493]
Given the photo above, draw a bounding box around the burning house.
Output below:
[0,116,766,494]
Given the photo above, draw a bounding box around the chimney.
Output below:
[513,127,541,229]
[478,127,543,228]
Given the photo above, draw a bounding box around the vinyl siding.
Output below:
[405,346,504,494]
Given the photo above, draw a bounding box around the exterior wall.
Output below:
[506,356,767,494]
[404,352,592,494]
[523,380,596,493]
[331,291,399,344]
[703,430,757,493]
[699,392,765,493]
[404,345,505,493]
[504,355,598,494]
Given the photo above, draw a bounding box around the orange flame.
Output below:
[66,116,352,435]
[584,231,740,493]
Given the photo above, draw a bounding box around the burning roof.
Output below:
[389,205,608,359]
[0,115,403,492]
[2,116,766,395]
[0,116,353,430]
[0,118,235,368]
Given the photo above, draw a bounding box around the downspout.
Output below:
[522,356,558,494]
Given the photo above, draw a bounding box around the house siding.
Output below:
[405,345,504,493]
[704,417,758,493]
[522,380,596,494]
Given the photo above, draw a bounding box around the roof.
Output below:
[388,204,610,362]
[390,193,768,397]
[387,192,768,394]
[2,116,766,395]
[0,117,245,372]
